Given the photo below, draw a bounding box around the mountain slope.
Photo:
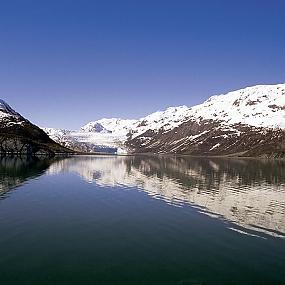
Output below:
[43,84,285,157]
[127,84,285,157]
[43,105,191,154]
[187,84,285,128]
[0,100,71,155]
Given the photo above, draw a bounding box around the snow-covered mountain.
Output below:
[0,99,24,123]
[43,84,285,157]
[81,118,136,135]
[80,106,191,137]
[0,99,70,155]
[43,105,191,153]
[128,84,285,157]
[188,83,285,129]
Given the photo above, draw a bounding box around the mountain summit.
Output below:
[0,99,22,118]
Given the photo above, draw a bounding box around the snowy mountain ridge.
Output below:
[0,99,23,120]
[80,105,190,138]
[43,84,285,155]
[81,83,285,134]
[44,105,192,153]
[188,83,285,129]
[81,118,137,136]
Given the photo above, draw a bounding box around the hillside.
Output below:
[0,100,72,155]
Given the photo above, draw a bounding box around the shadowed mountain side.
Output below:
[0,99,72,155]
[0,156,67,197]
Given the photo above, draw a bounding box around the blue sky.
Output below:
[0,0,284,129]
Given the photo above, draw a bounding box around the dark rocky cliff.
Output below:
[0,100,72,156]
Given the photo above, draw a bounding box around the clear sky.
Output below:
[0,0,284,129]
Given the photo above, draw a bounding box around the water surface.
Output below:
[0,155,285,285]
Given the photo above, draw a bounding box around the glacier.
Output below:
[42,84,285,154]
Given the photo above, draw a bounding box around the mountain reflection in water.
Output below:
[0,156,57,197]
[46,155,285,239]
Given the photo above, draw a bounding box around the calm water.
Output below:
[0,155,285,285]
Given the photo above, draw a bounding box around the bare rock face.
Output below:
[126,119,285,158]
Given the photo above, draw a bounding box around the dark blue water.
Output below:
[0,156,285,285]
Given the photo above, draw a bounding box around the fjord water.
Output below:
[0,156,285,285]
